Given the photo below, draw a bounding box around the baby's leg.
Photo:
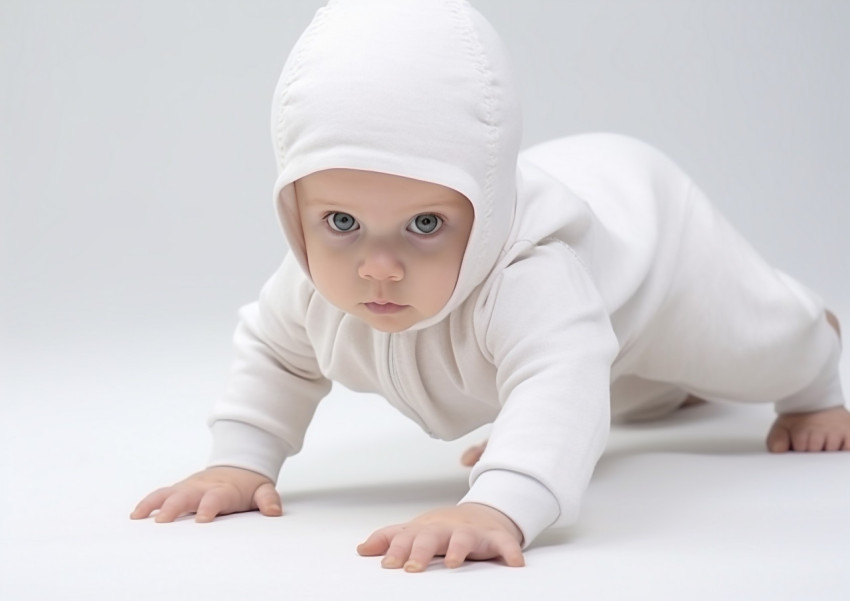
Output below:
[628,183,846,450]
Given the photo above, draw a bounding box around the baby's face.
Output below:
[295,169,474,333]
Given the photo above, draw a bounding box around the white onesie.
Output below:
[208,0,844,547]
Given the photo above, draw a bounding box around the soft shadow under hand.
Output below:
[283,474,470,508]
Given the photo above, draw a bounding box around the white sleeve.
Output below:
[460,241,619,546]
[208,256,332,482]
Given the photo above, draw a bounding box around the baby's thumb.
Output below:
[254,482,284,517]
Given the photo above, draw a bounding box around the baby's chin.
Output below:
[350,306,427,334]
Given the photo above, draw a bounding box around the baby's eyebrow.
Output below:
[302,196,350,209]
[421,197,460,207]
[415,192,469,207]
[300,191,466,211]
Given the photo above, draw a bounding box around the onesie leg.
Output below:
[761,309,850,451]
[630,183,845,412]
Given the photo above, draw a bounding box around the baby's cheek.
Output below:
[426,264,461,307]
[309,255,349,300]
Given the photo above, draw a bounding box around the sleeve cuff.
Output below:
[459,469,560,548]
[208,419,293,483]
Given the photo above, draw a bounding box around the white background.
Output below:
[2,1,848,599]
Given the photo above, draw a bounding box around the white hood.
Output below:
[271,0,522,330]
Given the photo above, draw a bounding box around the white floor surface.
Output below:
[2,327,849,601]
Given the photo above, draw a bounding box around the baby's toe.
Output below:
[766,426,791,453]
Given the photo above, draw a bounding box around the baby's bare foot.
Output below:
[766,406,850,452]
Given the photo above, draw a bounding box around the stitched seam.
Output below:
[274,5,333,169]
[447,0,500,270]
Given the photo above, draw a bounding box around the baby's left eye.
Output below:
[408,214,443,235]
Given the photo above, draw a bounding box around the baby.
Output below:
[131,0,849,572]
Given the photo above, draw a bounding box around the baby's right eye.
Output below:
[326,212,359,232]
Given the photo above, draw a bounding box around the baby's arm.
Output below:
[358,245,619,571]
[131,466,282,523]
[131,261,328,523]
[356,503,524,571]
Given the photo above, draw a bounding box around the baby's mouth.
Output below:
[364,301,408,315]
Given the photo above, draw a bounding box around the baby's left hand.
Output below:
[356,503,525,572]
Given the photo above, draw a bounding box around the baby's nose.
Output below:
[358,247,403,281]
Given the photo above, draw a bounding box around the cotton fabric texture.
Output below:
[209,0,844,546]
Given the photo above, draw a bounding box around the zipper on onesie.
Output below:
[386,333,435,437]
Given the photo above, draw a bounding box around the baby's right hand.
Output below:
[130,466,283,523]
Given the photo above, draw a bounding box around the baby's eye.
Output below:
[326,212,359,232]
[408,214,443,235]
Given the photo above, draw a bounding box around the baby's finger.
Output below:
[790,428,811,452]
[825,430,845,452]
[444,528,477,569]
[766,425,791,453]
[403,529,445,572]
[382,531,417,569]
[254,482,283,517]
[807,430,827,452]
[489,532,525,567]
[154,490,199,523]
[194,488,233,523]
[357,527,396,557]
[130,488,172,519]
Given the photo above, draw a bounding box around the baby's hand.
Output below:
[130,466,282,523]
[766,406,850,452]
[356,503,525,572]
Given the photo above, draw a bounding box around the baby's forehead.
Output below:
[295,168,469,207]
